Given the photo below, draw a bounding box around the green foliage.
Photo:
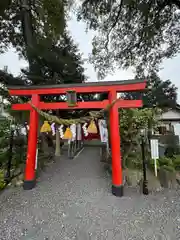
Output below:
[36,0,66,38]
[0,110,27,189]
[0,0,66,54]
[126,71,177,108]
[163,133,180,158]
[125,150,142,169]
[23,33,87,85]
[0,0,86,88]
[78,0,180,78]
[120,107,161,144]
[149,156,178,173]
[0,69,24,86]
[0,117,11,189]
[160,165,175,173]
[165,145,180,158]
[158,157,174,167]
[0,170,6,189]
[0,118,10,165]
[149,158,160,171]
[172,155,180,171]
[119,107,161,167]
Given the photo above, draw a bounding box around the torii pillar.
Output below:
[24,94,39,190]
[109,90,123,196]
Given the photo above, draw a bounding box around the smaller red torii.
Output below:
[8,79,146,197]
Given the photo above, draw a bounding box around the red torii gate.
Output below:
[8,79,146,197]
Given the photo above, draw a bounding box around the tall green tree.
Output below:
[120,107,161,168]
[0,0,66,54]
[0,0,87,87]
[22,32,87,85]
[78,0,180,78]
[126,72,177,108]
[0,0,68,82]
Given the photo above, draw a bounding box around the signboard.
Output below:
[150,139,159,177]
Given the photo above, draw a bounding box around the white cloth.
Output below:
[51,123,55,136]
[59,125,64,138]
[77,123,82,140]
[70,124,76,141]
[20,127,27,136]
[82,123,88,137]
[98,119,108,143]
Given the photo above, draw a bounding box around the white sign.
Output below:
[98,119,108,143]
[150,139,159,177]
[150,139,159,159]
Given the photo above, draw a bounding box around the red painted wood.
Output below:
[12,103,31,111]
[25,94,39,182]
[12,100,108,110]
[9,82,146,96]
[116,100,142,108]
[12,100,142,111]
[109,90,123,187]
[39,100,109,110]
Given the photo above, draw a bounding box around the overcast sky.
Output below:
[0,15,180,102]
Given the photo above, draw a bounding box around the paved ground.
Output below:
[0,147,180,240]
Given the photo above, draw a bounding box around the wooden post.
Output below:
[23,94,39,190]
[109,90,123,197]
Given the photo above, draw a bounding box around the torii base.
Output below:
[112,185,123,197]
[23,179,36,190]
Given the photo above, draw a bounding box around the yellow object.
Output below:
[40,121,52,133]
[63,127,73,139]
[87,120,97,134]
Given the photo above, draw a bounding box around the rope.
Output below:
[28,98,118,125]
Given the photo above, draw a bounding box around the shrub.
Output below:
[164,135,180,158]
[0,170,6,189]
[149,156,177,173]
[160,165,175,172]
[158,157,174,167]
[172,155,180,171]
[125,150,142,169]
[149,158,160,171]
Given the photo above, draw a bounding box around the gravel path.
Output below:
[0,147,179,240]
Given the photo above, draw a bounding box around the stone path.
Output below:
[0,147,179,240]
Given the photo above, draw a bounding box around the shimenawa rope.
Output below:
[28,98,119,125]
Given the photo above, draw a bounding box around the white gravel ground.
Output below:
[0,147,179,240]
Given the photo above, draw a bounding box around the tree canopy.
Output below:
[22,32,87,85]
[78,0,180,78]
[0,0,66,55]
[120,107,160,168]
[126,71,177,108]
[0,0,87,87]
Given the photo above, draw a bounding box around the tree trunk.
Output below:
[40,133,49,154]
[55,128,61,156]
[21,0,35,73]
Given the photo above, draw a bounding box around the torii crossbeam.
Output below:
[8,79,146,197]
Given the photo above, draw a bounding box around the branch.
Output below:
[171,0,180,8]
[105,0,124,50]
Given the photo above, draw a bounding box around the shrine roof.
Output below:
[8,79,146,96]
[8,79,145,90]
